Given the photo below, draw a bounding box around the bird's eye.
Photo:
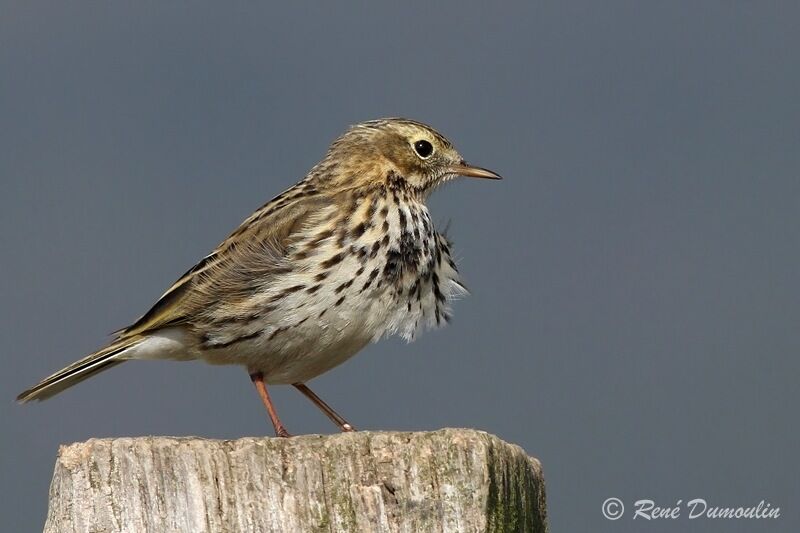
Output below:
[413,140,434,159]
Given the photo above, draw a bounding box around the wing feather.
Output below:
[118,188,332,338]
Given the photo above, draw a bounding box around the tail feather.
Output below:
[16,338,141,403]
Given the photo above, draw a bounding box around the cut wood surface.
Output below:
[44,428,547,533]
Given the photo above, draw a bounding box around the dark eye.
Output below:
[413,140,434,158]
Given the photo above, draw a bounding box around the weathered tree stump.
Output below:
[44,428,547,532]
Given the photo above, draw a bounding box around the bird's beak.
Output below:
[448,162,502,180]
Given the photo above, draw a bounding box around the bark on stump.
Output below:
[44,428,547,532]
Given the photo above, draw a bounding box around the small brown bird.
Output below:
[17,118,501,436]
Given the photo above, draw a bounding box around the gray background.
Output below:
[2,2,798,532]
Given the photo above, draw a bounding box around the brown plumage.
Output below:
[17,118,501,436]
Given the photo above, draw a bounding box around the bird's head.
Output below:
[316,118,501,196]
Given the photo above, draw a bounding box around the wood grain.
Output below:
[44,429,547,533]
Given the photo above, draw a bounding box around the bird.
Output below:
[17,118,501,437]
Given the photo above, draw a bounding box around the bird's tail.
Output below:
[16,337,142,403]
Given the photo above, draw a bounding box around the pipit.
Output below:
[17,118,501,436]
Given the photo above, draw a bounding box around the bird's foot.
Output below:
[275,425,292,438]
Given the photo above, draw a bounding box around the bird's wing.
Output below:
[117,187,333,338]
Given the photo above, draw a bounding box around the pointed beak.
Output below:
[448,161,502,180]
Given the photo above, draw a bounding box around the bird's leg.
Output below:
[293,383,356,432]
[249,372,291,437]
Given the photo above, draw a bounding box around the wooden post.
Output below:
[44,429,547,532]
